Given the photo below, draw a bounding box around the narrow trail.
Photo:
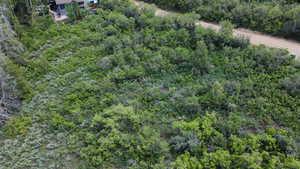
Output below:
[133,0,300,61]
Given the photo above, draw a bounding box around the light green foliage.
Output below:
[79,105,169,168]
[172,114,300,169]
[3,115,32,137]
[66,2,84,22]
[0,0,299,168]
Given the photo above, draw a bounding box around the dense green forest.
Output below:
[141,0,300,40]
[0,0,300,168]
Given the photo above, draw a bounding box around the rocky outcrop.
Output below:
[0,4,22,125]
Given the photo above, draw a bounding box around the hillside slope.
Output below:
[0,0,299,168]
[0,4,22,126]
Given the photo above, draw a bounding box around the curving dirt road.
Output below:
[133,0,300,61]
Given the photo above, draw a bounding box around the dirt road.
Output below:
[133,0,300,61]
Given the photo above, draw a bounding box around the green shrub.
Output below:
[3,115,32,137]
[281,75,300,96]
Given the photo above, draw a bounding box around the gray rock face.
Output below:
[0,4,22,126]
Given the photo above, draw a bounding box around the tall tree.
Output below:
[7,0,48,24]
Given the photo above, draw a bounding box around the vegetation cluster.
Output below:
[0,0,299,168]
[142,0,300,40]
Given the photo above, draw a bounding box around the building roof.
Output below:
[55,0,84,5]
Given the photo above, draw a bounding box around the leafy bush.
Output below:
[3,115,32,137]
[172,115,300,169]
[281,75,300,96]
[66,2,83,21]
